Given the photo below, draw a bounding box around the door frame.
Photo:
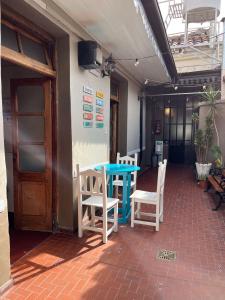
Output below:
[1,6,58,231]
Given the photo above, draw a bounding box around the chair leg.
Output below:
[156,203,160,232]
[114,203,118,232]
[159,198,163,223]
[137,202,141,219]
[78,204,83,238]
[131,199,135,228]
[103,209,108,243]
[91,206,95,226]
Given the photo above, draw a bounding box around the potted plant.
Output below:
[192,87,222,188]
[193,114,213,188]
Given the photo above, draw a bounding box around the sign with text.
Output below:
[96,91,104,99]
[96,122,104,128]
[83,121,93,128]
[83,113,93,120]
[83,95,93,103]
[83,104,93,112]
[96,115,104,121]
[96,99,104,107]
[83,85,93,95]
[96,107,103,114]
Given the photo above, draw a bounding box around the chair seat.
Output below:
[113,180,135,187]
[130,190,158,203]
[82,196,119,208]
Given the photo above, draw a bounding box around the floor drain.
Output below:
[157,249,176,261]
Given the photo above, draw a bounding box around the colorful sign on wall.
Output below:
[96,122,104,128]
[83,121,93,128]
[83,85,93,95]
[96,115,104,121]
[96,91,104,99]
[96,107,103,114]
[96,99,104,106]
[83,95,93,103]
[83,113,93,120]
[83,104,93,112]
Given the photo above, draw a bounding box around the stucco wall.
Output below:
[70,35,111,171]
[199,102,225,163]
[0,69,11,289]
[127,80,142,154]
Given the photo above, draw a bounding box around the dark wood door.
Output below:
[11,78,52,231]
[110,100,119,162]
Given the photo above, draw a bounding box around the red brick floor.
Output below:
[2,165,225,300]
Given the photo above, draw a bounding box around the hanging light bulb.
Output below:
[144,79,149,85]
[134,59,139,67]
[174,85,178,90]
[203,85,206,90]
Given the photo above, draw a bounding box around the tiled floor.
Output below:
[2,165,225,300]
[10,230,50,264]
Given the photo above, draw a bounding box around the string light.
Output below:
[134,59,139,66]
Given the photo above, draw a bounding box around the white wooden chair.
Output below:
[130,159,167,231]
[113,152,138,198]
[76,164,119,243]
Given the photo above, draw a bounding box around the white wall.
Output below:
[69,36,111,173]
[127,80,143,155]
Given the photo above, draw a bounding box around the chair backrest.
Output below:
[116,152,138,182]
[156,160,167,197]
[76,164,108,208]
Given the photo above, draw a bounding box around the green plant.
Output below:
[192,86,222,165]
[192,114,213,163]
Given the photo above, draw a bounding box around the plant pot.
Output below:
[195,162,212,180]
[198,180,208,190]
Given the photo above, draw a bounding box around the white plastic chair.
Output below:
[130,159,167,231]
[76,165,119,243]
[113,152,138,197]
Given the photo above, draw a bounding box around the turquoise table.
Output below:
[96,164,140,224]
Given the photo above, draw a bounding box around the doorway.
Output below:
[2,62,54,262]
[110,80,119,162]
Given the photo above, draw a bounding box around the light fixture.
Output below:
[165,107,170,116]
[101,54,116,77]
[144,79,149,85]
[203,85,206,90]
[174,85,178,90]
[134,59,139,67]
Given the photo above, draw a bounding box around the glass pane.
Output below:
[164,124,169,140]
[17,86,44,113]
[186,108,192,123]
[185,125,192,140]
[1,24,19,52]
[170,108,177,123]
[177,106,184,123]
[177,125,184,141]
[18,116,44,143]
[19,145,45,172]
[170,124,176,140]
[21,35,46,64]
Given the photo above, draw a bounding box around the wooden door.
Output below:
[110,100,119,162]
[11,78,52,231]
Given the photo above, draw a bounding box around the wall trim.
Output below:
[0,279,13,296]
[127,147,146,156]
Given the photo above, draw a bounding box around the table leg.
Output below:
[122,174,127,223]
[126,173,131,220]
[109,174,113,198]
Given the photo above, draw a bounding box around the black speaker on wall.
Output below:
[78,41,103,69]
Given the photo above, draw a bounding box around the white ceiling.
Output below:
[53,0,171,84]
